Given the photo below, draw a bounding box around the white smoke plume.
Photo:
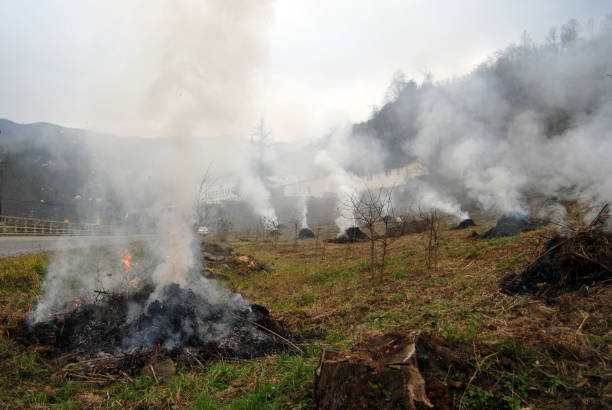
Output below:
[299,196,309,229]
[312,126,387,233]
[28,1,275,347]
[393,17,612,216]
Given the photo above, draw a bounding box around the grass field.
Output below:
[0,222,610,408]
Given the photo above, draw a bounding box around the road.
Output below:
[0,235,152,258]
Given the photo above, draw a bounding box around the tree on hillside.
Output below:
[384,70,408,103]
[348,186,394,280]
[287,208,303,250]
[419,207,440,270]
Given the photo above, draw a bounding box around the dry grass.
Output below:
[225,225,610,408]
[0,223,609,408]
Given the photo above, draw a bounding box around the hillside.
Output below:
[353,19,612,174]
[0,119,100,221]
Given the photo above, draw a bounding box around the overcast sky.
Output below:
[0,0,610,140]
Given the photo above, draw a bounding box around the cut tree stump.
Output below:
[315,331,438,409]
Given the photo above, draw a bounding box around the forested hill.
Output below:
[0,119,120,222]
[352,17,612,170]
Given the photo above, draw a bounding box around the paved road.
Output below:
[0,235,153,258]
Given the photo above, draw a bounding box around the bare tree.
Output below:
[314,224,321,261]
[349,186,394,280]
[287,208,303,250]
[263,216,280,247]
[419,207,440,270]
[378,189,395,280]
[216,215,233,242]
[194,164,216,229]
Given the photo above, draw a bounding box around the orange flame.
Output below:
[74,297,82,308]
[121,250,134,273]
[128,279,136,286]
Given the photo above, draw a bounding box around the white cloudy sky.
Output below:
[0,0,609,140]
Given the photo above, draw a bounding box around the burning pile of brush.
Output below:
[24,246,297,380]
[327,226,369,243]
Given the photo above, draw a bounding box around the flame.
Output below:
[121,250,134,273]
[122,249,139,286]
[74,297,82,308]
[157,342,161,350]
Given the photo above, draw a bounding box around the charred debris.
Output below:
[298,227,315,239]
[327,226,369,243]
[20,241,298,382]
[483,214,539,238]
[501,204,611,296]
[452,218,476,230]
[28,282,295,361]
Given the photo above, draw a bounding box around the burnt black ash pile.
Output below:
[483,214,538,238]
[31,283,291,358]
[26,280,297,379]
[452,218,476,230]
[501,206,611,296]
[327,226,369,243]
[298,227,315,239]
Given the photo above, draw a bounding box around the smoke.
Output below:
[72,0,275,138]
[299,196,309,229]
[397,18,612,215]
[28,1,276,351]
[404,179,469,219]
[311,126,387,233]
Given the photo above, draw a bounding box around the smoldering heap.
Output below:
[501,205,611,296]
[298,227,315,239]
[483,214,537,238]
[327,226,369,243]
[452,218,476,230]
[24,242,297,376]
[29,281,292,361]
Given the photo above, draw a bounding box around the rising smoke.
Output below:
[396,18,612,217]
[29,0,277,351]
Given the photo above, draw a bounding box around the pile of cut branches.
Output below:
[501,204,611,296]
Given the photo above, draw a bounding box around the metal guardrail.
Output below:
[0,215,114,235]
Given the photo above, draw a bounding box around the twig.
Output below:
[459,349,497,404]
[120,370,134,382]
[230,312,303,353]
[150,364,159,385]
[185,349,206,368]
[522,238,568,272]
[587,203,609,229]
[576,313,590,334]
[571,252,612,273]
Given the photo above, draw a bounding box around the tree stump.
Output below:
[314,331,435,409]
